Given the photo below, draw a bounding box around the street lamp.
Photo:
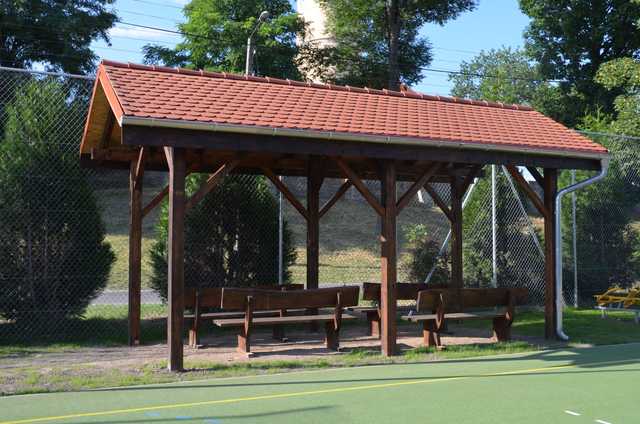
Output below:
[245,11,270,76]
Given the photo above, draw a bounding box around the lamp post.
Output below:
[245,11,270,76]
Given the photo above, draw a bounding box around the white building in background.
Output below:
[297,0,335,82]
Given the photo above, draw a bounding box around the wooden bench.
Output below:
[184,284,303,347]
[354,282,447,337]
[402,287,528,348]
[214,286,360,354]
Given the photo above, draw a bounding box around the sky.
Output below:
[91,0,531,96]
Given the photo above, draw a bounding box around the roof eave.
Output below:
[120,115,609,163]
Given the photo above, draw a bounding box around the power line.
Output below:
[118,9,184,24]
[421,67,566,84]
[130,0,184,10]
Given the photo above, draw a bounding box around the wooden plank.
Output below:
[214,314,356,327]
[423,183,453,222]
[450,176,463,291]
[123,125,603,171]
[220,286,360,311]
[128,157,144,346]
[396,163,441,213]
[100,112,115,148]
[319,179,352,218]
[362,282,439,302]
[527,166,544,187]
[142,185,169,218]
[307,158,324,291]
[185,160,239,212]
[133,147,146,191]
[334,157,385,217]
[403,311,507,321]
[380,161,397,356]
[262,167,309,221]
[543,168,558,339]
[167,147,186,372]
[506,165,549,219]
[415,288,528,313]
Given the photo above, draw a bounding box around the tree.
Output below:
[149,174,297,302]
[311,0,476,90]
[520,0,640,126]
[400,224,449,285]
[449,47,565,120]
[0,80,115,324]
[596,57,640,135]
[0,0,117,74]
[560,116,640,302]
[143,0,304,79]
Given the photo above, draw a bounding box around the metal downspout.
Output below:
[555,158,610,340]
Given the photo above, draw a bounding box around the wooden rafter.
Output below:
[396,163,441,213]
[262,167,309,221]
[505,165,548,219]
[423,183,453,222]
[461,165,482,193]
[334,158,384,217]
[526,166,544,187]
[319,179,352,218]
[185,160,239,212]
[133,147,146,191]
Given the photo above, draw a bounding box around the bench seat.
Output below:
[403,310,507,322]
[185,309,306,320]
[214,313,356,327]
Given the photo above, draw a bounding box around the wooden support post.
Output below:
[450,176,464,291]
[128,150,144,346]
[543,168,558,339]
[306,158,324,330]
[380,161,397,356]
[307,158,324,291]
[166,147,186,371]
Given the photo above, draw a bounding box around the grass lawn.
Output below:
[2,308,639,396]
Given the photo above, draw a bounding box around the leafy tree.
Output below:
[0,0,117,74]
[401,224,449,285]
[449,47,565,120]
[309,0,476,90]
[0,80,115,324]
[149,174,297,302]
[561,117,640,302]
[520,0,640,126]
[143,0,304,79]
[596,57,640,135]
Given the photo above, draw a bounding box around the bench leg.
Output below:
[325,322,339,351]
[188,328,199,348]
[492,317,512,342]
[238,328,251,354]
[365,310,381,338]
[422,321,441,348]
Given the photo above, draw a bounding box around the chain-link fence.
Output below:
[1,66,637,348]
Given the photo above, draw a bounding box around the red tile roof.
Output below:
[98,60,608,158]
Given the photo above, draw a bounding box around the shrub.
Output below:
[149,174,297,301]
[401,224,450,284]
[0,80,115,323]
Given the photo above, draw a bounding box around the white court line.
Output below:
[596,420,612,424]
[564,410,581,416]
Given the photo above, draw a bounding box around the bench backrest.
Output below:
[221,286,360,311]
[416,287,528,312]
[185,284,303,310]
[362,282,447,302]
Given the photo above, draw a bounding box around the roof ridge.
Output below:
[100,60,534,112]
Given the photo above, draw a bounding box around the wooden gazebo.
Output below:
[81,60,609,371]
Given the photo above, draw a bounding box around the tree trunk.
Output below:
[386,0,401,91]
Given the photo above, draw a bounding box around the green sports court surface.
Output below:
[2,343,638,424]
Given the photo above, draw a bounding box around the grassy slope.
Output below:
[95,175,450,289]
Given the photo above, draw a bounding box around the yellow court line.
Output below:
[2,357,638,424]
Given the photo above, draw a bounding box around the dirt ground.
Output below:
[0,322,539,372]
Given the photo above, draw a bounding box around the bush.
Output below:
[0,80,115,323]
[149,174,297,302]
[401,224,450,284]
